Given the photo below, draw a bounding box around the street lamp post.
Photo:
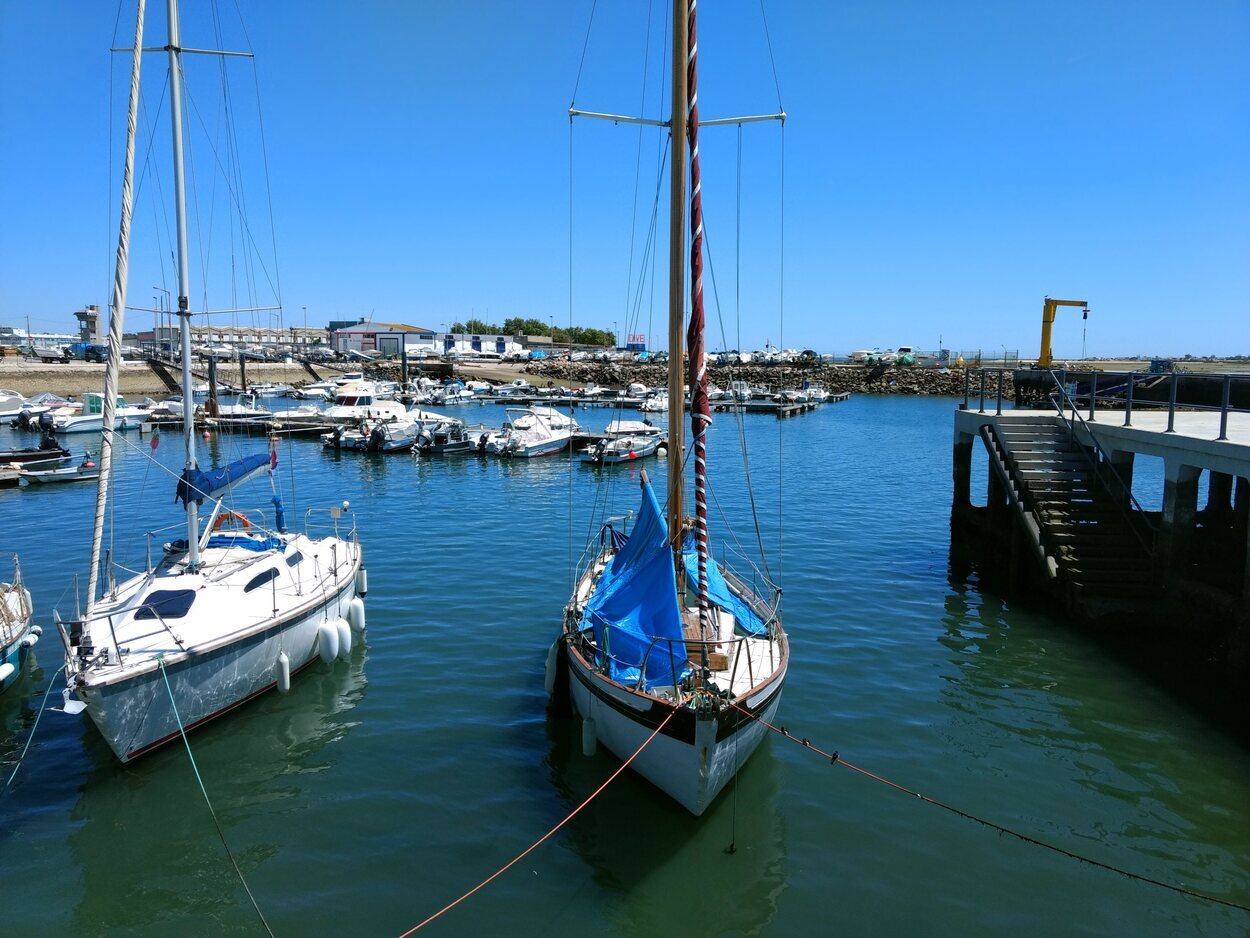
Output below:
[613,321,618,349]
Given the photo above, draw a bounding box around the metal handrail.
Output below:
[978,423,1058,578]
[1044,370,1158,552]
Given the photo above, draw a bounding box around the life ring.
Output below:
[214,510,252,531]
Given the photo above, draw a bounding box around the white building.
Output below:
[332,322,523,359]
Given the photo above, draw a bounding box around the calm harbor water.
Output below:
[2,395,1249,936]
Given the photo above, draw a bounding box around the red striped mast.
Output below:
[684,0,712,640]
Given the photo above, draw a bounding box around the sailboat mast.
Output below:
[665,0,688,556]
[166,0,200,570]
[86,0,146,610]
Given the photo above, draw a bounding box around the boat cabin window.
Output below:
[285,550,303,567]
[244,567,280,593]
[135,589,197,620]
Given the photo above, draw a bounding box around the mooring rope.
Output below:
[398,706,680,936]
[157,659,275,936]
[1,664,65,797]
[730,702,1250,914]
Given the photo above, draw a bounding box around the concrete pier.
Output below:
[952,402,1250,661]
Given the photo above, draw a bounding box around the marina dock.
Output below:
[952,368,1250,655]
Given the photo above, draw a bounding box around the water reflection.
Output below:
[543,713,786,936]
[65,648,368,933]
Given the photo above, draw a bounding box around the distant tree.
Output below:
[463,317,501,334]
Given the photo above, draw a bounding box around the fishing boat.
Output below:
[483,406,579,458]
[551,1,788,815]
[59,0,367,763]
[577,434,662,465]
[19,452,98,485]
[1,554,39,693]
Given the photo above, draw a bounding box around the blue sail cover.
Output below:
[682,542,768,636]
[175,452,271,507]
[582,480,690,689]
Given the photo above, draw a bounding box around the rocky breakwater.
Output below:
[522,360,1002,397]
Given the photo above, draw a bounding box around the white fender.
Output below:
[276,651,291,693]
[0,663,15,684]
[335,619,352,659]
[355,567,369,597]
[543,640,560,697]
[31,625,43,637]
[347,596,366,633]
[19,631,39,649]
[317,622,339,664]
[581,718,597,757]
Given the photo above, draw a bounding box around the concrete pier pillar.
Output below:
[1102,449,1135,508]
[1160,461,1201,575]
[952,431,974,513]
[1207,471,1234,526]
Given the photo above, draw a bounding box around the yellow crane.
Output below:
[1037,296,1089,368]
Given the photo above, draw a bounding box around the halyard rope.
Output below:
[397,706,680,935]
[730,702,1250,914]
[158,659,275,936]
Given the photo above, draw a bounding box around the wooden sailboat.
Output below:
[552,1,788,816]
[60,0,368,762]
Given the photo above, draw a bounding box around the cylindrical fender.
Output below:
[348,597,366,633]
[317,622,339,664]
[276,651,291,693]
[335,619,352,659]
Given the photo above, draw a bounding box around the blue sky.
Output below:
[1,1,1247,358]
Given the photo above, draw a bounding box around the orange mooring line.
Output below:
[398,706,680,936]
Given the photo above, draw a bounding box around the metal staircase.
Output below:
[979,416,1158,609]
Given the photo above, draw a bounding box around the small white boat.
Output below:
[639,390,669,413]
[484,406,579,458]
[52,393,148,433]
[280,382,408,427]
[19,453,99,485]
[496,378,534,396]
[603,419,662,438]
[0,389,27,420]
[578,434,662,464]
[250,382,294,398]
[1,554,39,693]
[322,418,419,453]
[627,382,650,398]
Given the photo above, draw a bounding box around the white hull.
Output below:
[565,651,785,816]
[53,412,144,434]
[77,575,358,762]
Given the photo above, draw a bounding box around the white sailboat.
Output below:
[1,554,38,693]
[552,0,788,816]
[60,0,367,763]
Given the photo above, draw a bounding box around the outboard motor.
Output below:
[593,438,609,461]
[38,411,56,434]
[368,424,386,452]
[416,428,433,452]
[477,431,490,453]
[331,425,345,450]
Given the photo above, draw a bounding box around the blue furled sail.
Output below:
[582,479,690,689]
[175,452,272,507]
[683,540,768,636]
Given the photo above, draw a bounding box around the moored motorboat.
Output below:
[484,406,579,458]
[51,392,149,433]
[19,452,98,485]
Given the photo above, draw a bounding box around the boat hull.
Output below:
[75,576,358,762]
[565,649,785,816]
